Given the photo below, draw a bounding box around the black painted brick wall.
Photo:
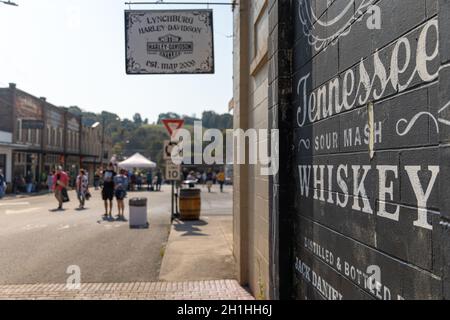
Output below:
[268,0,295,300]
[273,0,450,300]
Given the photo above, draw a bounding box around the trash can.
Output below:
[129,197,148,228]
[179,189,201,220]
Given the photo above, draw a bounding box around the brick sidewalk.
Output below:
[0,280,254,300]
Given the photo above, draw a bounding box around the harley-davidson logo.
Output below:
[147,34,194,60]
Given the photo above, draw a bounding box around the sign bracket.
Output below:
[125,1,237,7]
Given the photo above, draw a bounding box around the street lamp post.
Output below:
[91,121,101,171]
[92,117,107,171]
[93,114,120,170]
[101,116,105,168]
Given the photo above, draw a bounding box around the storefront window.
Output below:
[47,126,51,145]
[59,129,63,147]
[35,129,40,145]
[29,129,35,144]
[52,128,57,146]
[16,119,22,142]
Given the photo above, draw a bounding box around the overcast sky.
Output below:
[0,0,233,122]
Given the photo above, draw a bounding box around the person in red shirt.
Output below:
[53,166,69,210]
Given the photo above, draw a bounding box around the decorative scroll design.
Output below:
[298,139,311,150]
[298,0,375,51]
[396,101,450,136]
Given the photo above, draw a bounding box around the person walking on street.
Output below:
[40,172,47,192]
[206,169,213,193]
[202,172,207,185]
[137,173,142,191]
[13,175,23,194]
[217,170,225,193]
[0,169,6,199]
[25,171,33,193]
[102,163,116,219]
[156,171,162,191]
[114,169,128,220]
[127,170,132,191]
[47,171,54,193]
[146,171,153,191]
[94,169,101,190]
[186,171,197,188]
[186,171,195,181]
[152,175,158,189]
[130,172,136,192]
[76,169,89,210]
[52,166,69,211]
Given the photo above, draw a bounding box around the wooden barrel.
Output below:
[179,188,201,220]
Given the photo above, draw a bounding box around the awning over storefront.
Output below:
[80,156,98,164]
[0,142,28,149]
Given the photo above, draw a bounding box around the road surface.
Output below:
[0,186,173,285]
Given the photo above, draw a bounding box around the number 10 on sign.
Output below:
[166,162,181,181]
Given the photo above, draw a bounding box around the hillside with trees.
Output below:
[74,108,233,168]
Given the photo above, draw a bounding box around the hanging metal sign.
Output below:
[125,9,215,74]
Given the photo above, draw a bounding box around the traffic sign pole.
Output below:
[162,119,184,222]
[166,161,181,221]
[171,181,175,221]
[175,183,179,215]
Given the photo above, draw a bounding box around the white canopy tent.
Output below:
[118,153,157,169]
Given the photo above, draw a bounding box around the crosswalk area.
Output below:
[0,280,254,300]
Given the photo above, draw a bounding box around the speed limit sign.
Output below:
[166,161,181,181]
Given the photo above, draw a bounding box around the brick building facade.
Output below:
[0,83,111,190]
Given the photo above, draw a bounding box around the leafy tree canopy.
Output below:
[77,109,233,169]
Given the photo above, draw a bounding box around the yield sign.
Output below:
[162,119,184,137]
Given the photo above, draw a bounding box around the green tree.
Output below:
[157,112,181,124]
[133,113,143,125]
[182,114,201,126]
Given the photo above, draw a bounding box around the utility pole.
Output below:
[100,116,105,168]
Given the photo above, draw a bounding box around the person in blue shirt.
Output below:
[156,171,162,191]
[136,173,142,191]
[206,169,213,193]
[114,169,128,220]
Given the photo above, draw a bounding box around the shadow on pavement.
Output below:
[173,219,209,237]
